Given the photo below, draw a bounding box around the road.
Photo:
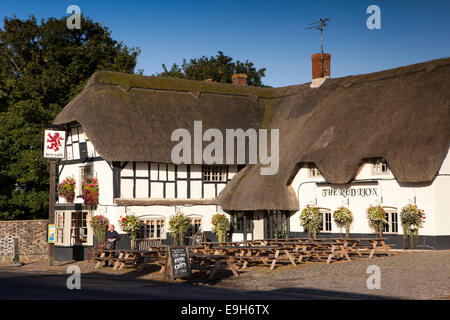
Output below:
[0,270,385,300]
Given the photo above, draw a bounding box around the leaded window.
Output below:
[203,165,226,182]
[138,219,165,239]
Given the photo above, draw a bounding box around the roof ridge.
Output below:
[339,57,450,88]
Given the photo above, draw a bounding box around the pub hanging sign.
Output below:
[43,129,66,159]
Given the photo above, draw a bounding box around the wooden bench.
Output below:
[343,239,395,258]
[94,249,121,269]
[87,241,106,261]
[135,239,162,250]
[189,252,239,280]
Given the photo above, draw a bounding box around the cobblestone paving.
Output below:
[1,251,449,299]
[217,251,450,300]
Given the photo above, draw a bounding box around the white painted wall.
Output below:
[57,125,237,238]
[290,148,450,237]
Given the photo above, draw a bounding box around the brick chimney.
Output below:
[310,53,331,88]
[232,73,248,86]
[311,53,331,79]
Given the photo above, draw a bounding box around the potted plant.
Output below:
[333,206,353,240]
[118,215,142,249]
[57,177,76,203]
[367,205,387,238]
[82,177,99,210]
[300,205,322,240]
[89,215,109,244]
[168,211,191,246]
[211,213,230,242]
[400,204,425,249]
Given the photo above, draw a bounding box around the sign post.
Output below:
[43,126,66,266]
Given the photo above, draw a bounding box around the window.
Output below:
[267,210,289,239]
[384,210,399,233]
[138,219,165,239]
[78,165,92,194]
[71,211,88,244]
[372,158,389,175]
[232,212,253,233]
[318,210,332,232]
[203,165,226,182]
[308,163,321,178]
[191,218,202,234]
[184,217,202,237]
[56,212,65,244]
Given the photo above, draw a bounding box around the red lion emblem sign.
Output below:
[44,130,66,158]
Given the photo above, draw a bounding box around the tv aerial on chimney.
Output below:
[306,18,330,78]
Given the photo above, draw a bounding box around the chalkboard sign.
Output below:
[168,246,191,278]
[192,232,205,246]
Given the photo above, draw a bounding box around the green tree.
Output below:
[0,15,140,220]
[157,51,267,87]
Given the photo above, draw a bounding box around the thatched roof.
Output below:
[55,58,450,211]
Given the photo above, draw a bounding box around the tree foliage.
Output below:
[0,15,140,220]
[157,51,267,87]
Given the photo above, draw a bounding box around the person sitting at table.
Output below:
[104,224,120,267]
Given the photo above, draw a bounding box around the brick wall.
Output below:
[0,220,48,263]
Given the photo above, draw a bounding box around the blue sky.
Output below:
[1,0,449,87]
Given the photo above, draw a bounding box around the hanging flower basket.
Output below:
[333,206,353,239]
[118,215,142,249]
[367,205,387,238]
[400,204,425,249]
[89,215,109,243]
[300,205,322,239]
[211,213,230,242]
[168,212,191,246]
[57,177,76,203]
[82,177,99,209]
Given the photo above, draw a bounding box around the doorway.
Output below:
[264,210,290,239]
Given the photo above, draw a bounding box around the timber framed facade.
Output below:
[52,57,450,260]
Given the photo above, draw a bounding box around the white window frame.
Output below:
[137,218,166,240]
[317,208,332,232]
[70,211,89,245]
[55,210,93,246]
[372,158,390,175]
[383,209,399,234]
[78,165,92,195]
[56,212,65,245]
[203,165,226,182]
[187,215,202,235]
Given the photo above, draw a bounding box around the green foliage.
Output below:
[169,211,191,246]
[0,15,140,220]
[367,205,387,237]
[89,214,109,242]
[211,213,230,242]
[156,51,267,87]
[119,214,142,249]
[333,206,353,239]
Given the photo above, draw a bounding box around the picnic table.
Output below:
[189,252,239,280]
[204,245,298,270]
[94,247,167,271]
[241,238,395,258]
[93,236,395,279]
[340,238,395,258]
